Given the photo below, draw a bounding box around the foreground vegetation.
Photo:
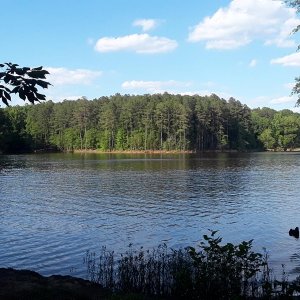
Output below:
[84,231,300,300]
[1,93,300,154]
[2,232,300,299]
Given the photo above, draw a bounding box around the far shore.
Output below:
[70,148,300,155]
[73,149,196,154]
[71,149,242,154]
[266,147,300,152]
[5,148,300,155]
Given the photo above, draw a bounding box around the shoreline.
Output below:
[73,149,196,154]
[72,148,300,154]
[5,148,300,155]
[71,149,247,154]
[0,267,107,300]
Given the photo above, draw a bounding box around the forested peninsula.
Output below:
[1,93,300,154]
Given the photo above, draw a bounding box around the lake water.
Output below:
[1,152,300,279]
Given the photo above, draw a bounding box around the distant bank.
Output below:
[73,149,195,154]
[71,149,246,154]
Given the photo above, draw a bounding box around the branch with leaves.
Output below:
[285,1,300,105]
[0,63,51,106]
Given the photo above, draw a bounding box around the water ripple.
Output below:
[0,152,300,278]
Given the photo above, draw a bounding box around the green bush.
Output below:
[84,231,300,299]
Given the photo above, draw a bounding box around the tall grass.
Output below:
[84,231,300,299]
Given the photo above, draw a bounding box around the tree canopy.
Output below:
[0,63,50,106]
[1,94,300,154]
[285,0,300,105]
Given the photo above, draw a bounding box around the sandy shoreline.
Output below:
[73,149,196,154]
[71,148,300,154]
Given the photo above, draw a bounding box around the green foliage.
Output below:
[0,63,50,105]
[1,94,300,154]
[115,129,127,150]
[256,110,300,151]
[188,230,264,299]
[85,128,99,149]
[253,108,300,151]
[293,77,300,105]
[259,128,276,149]
[285,0,300,14]
[85,232,300,299]
[284,1,300,104]
[26,101,54,149]
[63,128,78,151]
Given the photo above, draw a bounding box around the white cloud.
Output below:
[207,38,251,50]
[60,95,83,101]
[271,52,300,67]
[94,34,178,54]
[292,107,300,113]
[249,59,257,67]
[121,80,230,98]
[46,67,102,85]
[201,81,216,88]
[133,19,159,32]
[176,90,211,97]
[248,96,270,107]
[270,95,295,104]
[265,17,299,47]
[122,80,191,92]
[188,0,298,49]
[246,94,298,109]
[46,94,83,102]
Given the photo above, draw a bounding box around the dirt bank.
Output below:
[0,268,107,300]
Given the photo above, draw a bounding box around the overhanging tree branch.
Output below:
[0,63,51,106]
[285,1,300,105]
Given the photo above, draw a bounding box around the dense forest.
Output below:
[0,93,300,153]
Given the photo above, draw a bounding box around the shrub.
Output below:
[84,231,300,299]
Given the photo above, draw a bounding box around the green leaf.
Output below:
[3,91,11,101]
[27,70,45,79]
[18,89,26,100]
[0,85,11,92]
[36,92,46,100]
[0,63,50,104]
[32,66,43,71]
[188,246,195,252]
[4,76,10,84]
[36,80,51,88]
[0,92,9,106]
[27,92,37,103]
[27,69,49,79]
[15,68,27,76]
[11,86,19,93]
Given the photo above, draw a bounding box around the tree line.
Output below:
[1,93,300,153]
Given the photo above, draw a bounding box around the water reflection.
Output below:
[0,152,300,279]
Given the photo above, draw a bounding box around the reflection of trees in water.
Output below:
[0,155,29,170]
[1,152,300,278]
[183,153,253,198]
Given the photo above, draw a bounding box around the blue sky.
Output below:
[1,0,299,110]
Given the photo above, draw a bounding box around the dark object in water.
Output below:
[289,227,299,238]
